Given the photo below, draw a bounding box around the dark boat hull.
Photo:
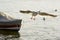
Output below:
[0,19,22,31]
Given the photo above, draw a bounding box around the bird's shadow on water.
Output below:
[0,30,21,40]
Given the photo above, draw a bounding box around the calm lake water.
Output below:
[0,19,60,40]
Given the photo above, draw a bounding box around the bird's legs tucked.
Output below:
[30,16,35,20]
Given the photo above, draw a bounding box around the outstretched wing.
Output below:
[39,12,57,17]
[20,10,32,14]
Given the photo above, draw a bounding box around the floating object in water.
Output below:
[54,9,57,12]
[43,17,45,21]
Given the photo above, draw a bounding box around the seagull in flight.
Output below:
[20,10,57,20]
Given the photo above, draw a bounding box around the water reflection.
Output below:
[0,30,20,40]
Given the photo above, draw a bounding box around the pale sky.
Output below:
[0,0,60,11]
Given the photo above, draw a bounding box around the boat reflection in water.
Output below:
[0,30,20,40]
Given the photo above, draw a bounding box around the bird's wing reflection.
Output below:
[0,30,20,40]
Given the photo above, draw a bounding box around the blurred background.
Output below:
[0,0,60,40]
